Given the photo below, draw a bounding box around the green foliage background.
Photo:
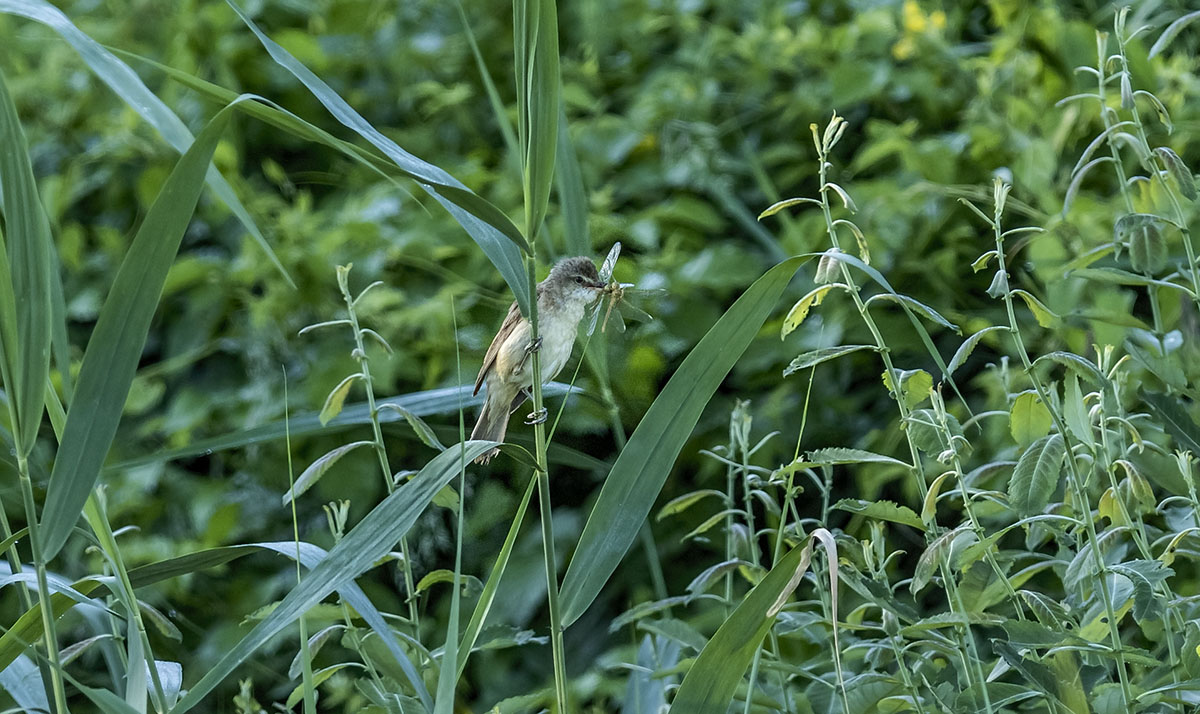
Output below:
[3,0,1200,711]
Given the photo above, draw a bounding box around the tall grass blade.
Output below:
[0,68,52,458]
[171,441,496,713]
[559,256,811,627]
[226,1,533,313]
[39,100,242,560]
[0,0,292,286]
[513,0,561,237]
[669,533,828,712]
[556,103,590,256]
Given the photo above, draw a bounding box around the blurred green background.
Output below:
[3,0,1199,709]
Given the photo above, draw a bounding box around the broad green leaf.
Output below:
[0,69,52,458]
[669,529,838,712]
[171,442,495,713]
[1010,391,1052,448]
[1117,214,1168,274]
[783,345,876,376]
[41,100,242,561]
[0,655,47,714]
[1154,147,1197,201]
[513,0,560,237]
[282,441,373,505]
[1008,434,1066,516]
[226,1,532,313]
[1011,289,1058,327]
[560,256,811,627]
[882,368,933,409]
[0,0,291,285]
[833,499,924,530]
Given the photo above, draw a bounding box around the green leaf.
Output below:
[1010,391,1052,448]
[758,196,821,219]
[656,490,727,521]
[1154,147,1197,201]
[1150,10,1200,57]
[171,442,494,713]
[377,403,446,451]
[513,0,560,237]
[1008,434,1066,516]
[668,530,837,712]
[1070,267,1194,296]
[40,100,242,561]
[865,293,960,333]
[780,284,842,339]
[947,326,1007,376]
[882,368,933,409]
[559,256,811,628]
[282,441,373,505]
[1011,289,1058,327]
[226,1,532,313]
[555,102,590,255]
[318,374,361,426]
[0,0,291,285]
[1033,351,1108,386]
[1141,390,1200,454]
[793,447,910,469]
[0,67,52,457]
[783,344,876,376]
[1116,213,1168,274]
[833,499,924,530]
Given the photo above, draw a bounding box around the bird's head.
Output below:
[546,256,605,307]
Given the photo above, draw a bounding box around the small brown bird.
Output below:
[471,257,605,463]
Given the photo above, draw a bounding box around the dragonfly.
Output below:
[586,242,662,335]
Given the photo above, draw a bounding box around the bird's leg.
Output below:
[517,335,543,372]
[525,407,548,425]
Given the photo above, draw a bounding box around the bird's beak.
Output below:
[588,280,606,290]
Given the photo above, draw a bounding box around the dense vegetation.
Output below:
[2,0,1200,712]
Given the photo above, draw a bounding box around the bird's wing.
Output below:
[475,299,523,395]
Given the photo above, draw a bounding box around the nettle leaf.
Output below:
[1115,213,1168,274]
[1154,147,1197,201]
[1007,434,1066,516]
[1010,391,1052,448]
[833,499,924,531]
[780,284,843,339]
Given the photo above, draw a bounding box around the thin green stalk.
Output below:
[813,118,989,712]
[336,271,421,641]
[283,372,317,714]
[989,183,1134,707]
[524,255,569,712]
[16,452,68,714]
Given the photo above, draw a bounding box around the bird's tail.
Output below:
[470,388,509,464]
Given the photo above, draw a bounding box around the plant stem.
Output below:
[16,452,68,714]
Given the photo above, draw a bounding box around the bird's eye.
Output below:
[575,276,584,284]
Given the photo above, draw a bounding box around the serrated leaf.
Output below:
[882,368,933,409]
[377,403,445,451]
[1007,434,1066,516]
[912,526,969,594]
[796,447,909,469]
[833,499,924,531]
[865,293,959,333]
[783,344,875,376]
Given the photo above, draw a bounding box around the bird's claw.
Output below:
[525,407,548,425]
[524,336,543,355]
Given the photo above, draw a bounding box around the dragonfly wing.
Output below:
[586,301,601,336]
[599,242,621,283]
[619,301,654,324]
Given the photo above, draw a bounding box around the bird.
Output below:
[471,256,606,464]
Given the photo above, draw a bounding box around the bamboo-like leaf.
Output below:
[556,102,590,255]
[668,529,838,712]
[171,442,494,713]
[1008,434,1066,516]
[513,0,560,236]
[0,68,52,457]
[318,374,361,426]
[0,655,47,714]
[758,196,821,219]
[0,0,291,285]
[226,1,532,313]
[40,100,243,561]
[559,256,811,627]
